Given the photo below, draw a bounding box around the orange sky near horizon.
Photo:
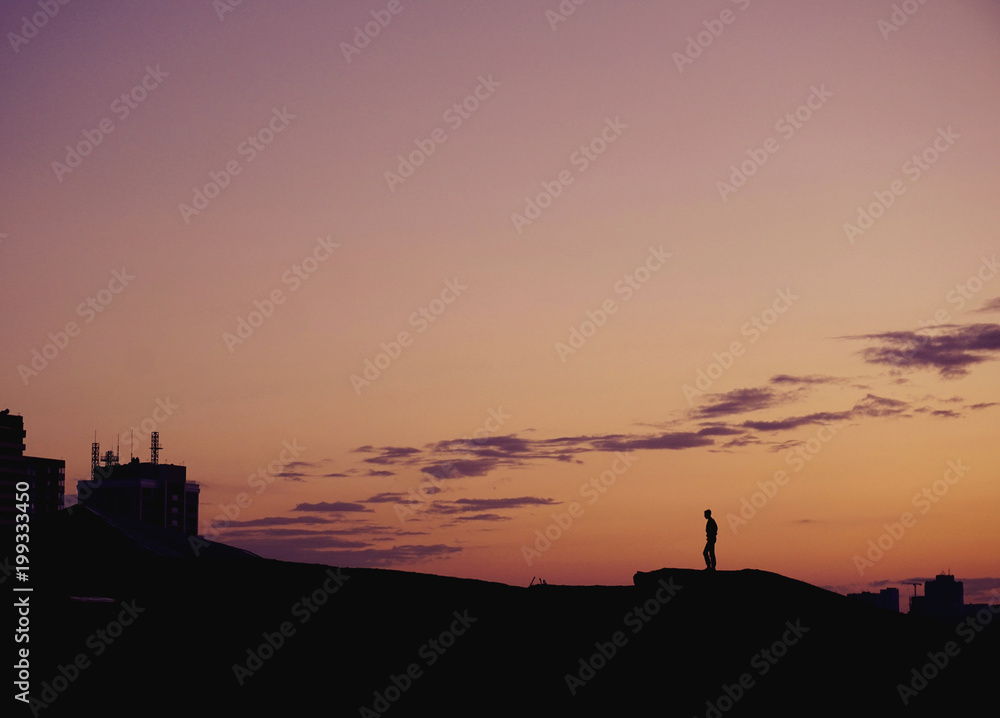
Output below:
[2,0,999,604]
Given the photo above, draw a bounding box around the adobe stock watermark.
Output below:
[178,107,295,224]
[544,0,590,31]
[231,567,350,685]
[917,253,998,321]
[727,422,839,533]
[510,117,627,234]
[521,452,638,566]
[879,253,1000,373]
[71,460,116,514]
[565,576,680,696]
[350,278,467,395]
[118,397,180,453]
[682,287,798,405]
[192,438,306,553]
[394,406,511,522]
[359,609,477,716]
[385,74,501,191]
[0,555,16,586]
[340,0,412,63]
[555,245,671,363]
[843,126,959,244]
[16,268,134,386]
[877,0,932,40]
[716,84,832,202]
[222,235,339,353]
[51,64,168,182]
[672,0,752,73]
[897,590,999,706]
[213,0,247,21]
[853,459,969,575]
[15,599,145,711]
[7,0,71,54]
[695,619,809,718]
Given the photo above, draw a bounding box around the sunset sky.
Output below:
[3,0,999,604]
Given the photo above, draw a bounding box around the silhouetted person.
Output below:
[703,509,717,570]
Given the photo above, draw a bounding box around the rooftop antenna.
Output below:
[150,431,160,465]
[130,429,133,462]
[91,434,99,480]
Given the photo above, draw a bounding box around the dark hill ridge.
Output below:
[21,510,997,717]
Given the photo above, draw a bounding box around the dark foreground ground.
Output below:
[14,508,998,716]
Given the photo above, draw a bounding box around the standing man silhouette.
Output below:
[703,509,718,570]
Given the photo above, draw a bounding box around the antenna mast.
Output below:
[150,431,161,465]
[91,436,99,480]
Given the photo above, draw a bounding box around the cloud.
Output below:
[971,297,1000,314]
[696,425,745,436]
[959,576,1000,604]
[766,439,802,453]
[353,445,422,465]
[275,471,308,481]
[448,513,511,523]
[225,516,333,527]
[741,412,849,432]
[362,492,408,504]
[590,432,714,451]
[430,496,561,514]
[968,402,998,411]
[769,374,842,385]
[421,458,507,479]
[851,394,910,418]
[692,387,798,418]
[739,393,909,432]
[721,435,763,448]
[847,323,1000,378]
[915,407,962,419]
[229,529,372,546]
[292,501,374,513]
[430,434,535,456]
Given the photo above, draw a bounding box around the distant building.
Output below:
[847,587,900,613]
[0,411,65,525]
[909,574,964,621]
[76,432,199,536]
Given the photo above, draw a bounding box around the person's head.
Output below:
[704,509,712,518]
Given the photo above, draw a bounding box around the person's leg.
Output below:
[709,539,716,569]
[703,541,712,568]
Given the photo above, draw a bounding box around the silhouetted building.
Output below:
[76,433,199,536]
[0,411,65,524]
[909,574,964,621]
[0,411,26,527]
[847,587,900,613]
[24,455,65,514]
